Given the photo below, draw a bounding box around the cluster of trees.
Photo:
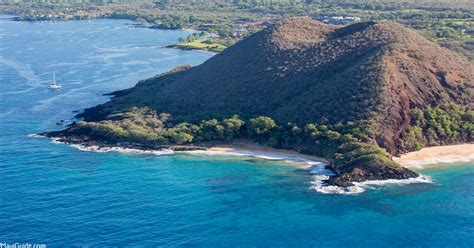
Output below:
[80,107,375,145]
[332,141,398,172]
[178,31,208,43]
[400,104,474,151]
[149,15,185,29]
[77,107,397,171]
[78,107,247,145]
[75,105,474,173]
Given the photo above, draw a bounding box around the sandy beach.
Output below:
[207,142,474,171]
[207,142,474,170]
[394,144,474,169]
[191,142,330,168]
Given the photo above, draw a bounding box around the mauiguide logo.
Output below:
[0,243,46,248]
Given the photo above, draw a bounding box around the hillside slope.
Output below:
[81,17,473,155]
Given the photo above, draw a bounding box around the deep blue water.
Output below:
[0,15,473,247]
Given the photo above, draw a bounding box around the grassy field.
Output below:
[176,38,227,52]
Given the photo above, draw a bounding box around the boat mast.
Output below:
[53,71,56,84]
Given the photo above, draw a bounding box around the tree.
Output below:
[168,131,194,144]
[304,123,321,139]
[222,115,245,139]
[411,108,425,126]
[248,116,276,137]
[200,119,225,140]
[323,130,341,140]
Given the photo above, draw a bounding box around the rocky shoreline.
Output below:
[40,130,207,152]
[325,164,419,188]
[40,128,421,191]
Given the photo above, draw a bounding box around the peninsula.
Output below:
[42,18,474,189]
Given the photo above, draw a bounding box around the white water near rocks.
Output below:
[311,174,433,194]
[35,134,434,194]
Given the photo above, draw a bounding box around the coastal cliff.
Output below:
[44,17,474,189]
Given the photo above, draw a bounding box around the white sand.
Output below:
[205,143,330,168]
[393,144,474,169]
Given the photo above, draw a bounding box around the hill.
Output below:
[46,17,474,190]
[81,17,473,153]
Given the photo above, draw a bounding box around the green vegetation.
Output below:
[175,38,227,52]
[400,104,474,152]
[58,79,474,183]
[1,0,473,59]
[73,104,474,182]
[69,105,429,184]
[178,31,208,43]
[77,107,247,145]
[74,107,400,174]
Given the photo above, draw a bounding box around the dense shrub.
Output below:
[401,104,473,151]
[76,105,472,174]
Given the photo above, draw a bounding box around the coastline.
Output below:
[188,143,433,195]
[38,132,474,172]
[394,144,474,169]
[32,134,438,194]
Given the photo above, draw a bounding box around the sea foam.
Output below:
[28,134,175,156]
[27,133,45,138]
[311,174,433,194]
[65,143,434,194]
[69,143,175,156]
[34,133,433,194]
[183,149,328,167]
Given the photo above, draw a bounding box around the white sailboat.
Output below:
[48,71,61,90]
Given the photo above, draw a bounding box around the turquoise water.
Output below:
[1,15,473,247]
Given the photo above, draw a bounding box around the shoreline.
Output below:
[394,144,474,169]
[206,142,330,167]
[38,131,473,170]
[31,134,438,194]
[164,44,219,54]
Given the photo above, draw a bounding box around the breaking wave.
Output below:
[183,149,328,167]
[28,134,175,156]
[311,174,433,195]
[183,149,433,195]
[27,133,45,138]
[69,144,175,156]
[31,133,434,194]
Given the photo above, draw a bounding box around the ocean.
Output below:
[0,15,473,247]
